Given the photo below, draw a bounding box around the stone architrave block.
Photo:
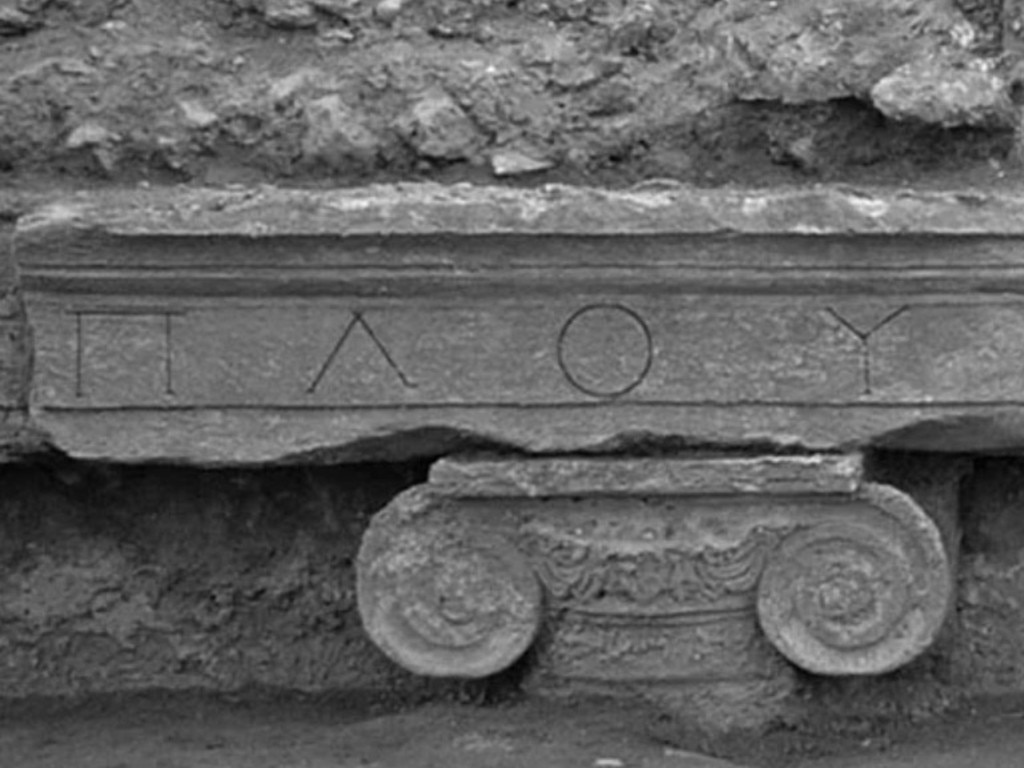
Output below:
[356,455,953,682]
[17,184,1024,464]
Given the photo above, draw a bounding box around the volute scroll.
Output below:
[756,482,952,677]
[356,487,543,678]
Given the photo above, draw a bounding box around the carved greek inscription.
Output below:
[825,304,909,395]
[557,304,653,398]
[307,311,417,394]
[71,309,180,398]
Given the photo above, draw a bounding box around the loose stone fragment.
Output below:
[65,122,117,149]
[316,25,355,45]
[311,0,359,16]
[395,91,480,161]
[178,100,219,130]
[268,67,330,103]
[373,0,403,23]
[724,0,970,103]
[264,0,317,28]
[62,122,119,174]
[490,148,554,177]
[301,94,380,170]
[871,57,1013,127]
[0,5,38,34]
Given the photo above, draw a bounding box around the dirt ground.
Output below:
[2,691,1024,768]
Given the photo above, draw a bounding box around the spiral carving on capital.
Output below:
[756,483,952,676]
[356,491,542,679]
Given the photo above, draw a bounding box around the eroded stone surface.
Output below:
[19,185,1024,463]
[356,455,954,686]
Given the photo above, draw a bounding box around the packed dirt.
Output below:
[2,689,1024,768]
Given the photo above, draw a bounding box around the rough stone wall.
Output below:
[954,458,1024,695]
[0,461,432,697]
[0,0,1019,189]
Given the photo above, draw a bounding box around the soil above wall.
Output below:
[0,0,1020,192]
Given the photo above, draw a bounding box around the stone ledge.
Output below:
[429,454,864,497]
[17,183,1024,239]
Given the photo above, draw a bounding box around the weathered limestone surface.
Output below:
[357,455,953,688]
[18,184,1024,463]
